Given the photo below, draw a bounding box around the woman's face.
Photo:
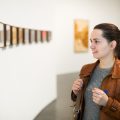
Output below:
[90,29,114,60]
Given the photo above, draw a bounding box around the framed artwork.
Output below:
[3,24,7,47]
[6,25,11,46]
[28,29,31,43]
[31,30,35,43]
[46,31,51,42]
[0,23,4,48]
[12,27,17,45]
[34,30,38,43]
[22,28,25,44]
[16,27,19,45]
[74,19,89,52]
[9,26,13,46]
[40,31,42,42]
[37,30,40,42]
[41,31,46,42]
[18,28,23,44]
[24,29,29,44]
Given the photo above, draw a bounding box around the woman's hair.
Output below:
[94,23,120,59]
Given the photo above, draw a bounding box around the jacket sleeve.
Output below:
[101,97,120,119]
[71,90,77,101]
[71,65,87,102]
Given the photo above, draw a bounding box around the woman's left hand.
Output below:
[92,88,108,106]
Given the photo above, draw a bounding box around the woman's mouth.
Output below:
[92,51,98,54]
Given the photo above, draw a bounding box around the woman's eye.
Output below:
[90,39,100,44]
[95,40,100,43]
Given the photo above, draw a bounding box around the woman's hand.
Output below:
[72,79,83,95]
[92,88,108,106]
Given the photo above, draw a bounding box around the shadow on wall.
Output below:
[34,72,79,120]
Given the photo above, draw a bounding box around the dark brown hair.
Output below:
[94,23,120,59]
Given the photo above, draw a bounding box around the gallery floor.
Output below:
[34,72,79,120]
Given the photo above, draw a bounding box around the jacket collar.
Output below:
[81,58,120,78]
[80,60,99,77]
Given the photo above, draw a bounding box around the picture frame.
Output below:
[18,28,23,44]
[0,23,4,48]
[37,30,40,42]
[16,27,19,45]
[41,31,46,42]
[3,24,7,47]
[22,28,25,44]
[35,30,38,43]
[10,26,13,46]
[46,31,51,42]
[31,29,35,43]
[12,26,17,45]
[29,29,32,43]
[24,29,29,44]
[6,25,11,46]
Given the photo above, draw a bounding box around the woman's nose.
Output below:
[90,43,95,49]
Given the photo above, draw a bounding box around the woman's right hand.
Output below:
[72,79,83,95]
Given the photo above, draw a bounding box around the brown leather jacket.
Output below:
[71,59,120,120]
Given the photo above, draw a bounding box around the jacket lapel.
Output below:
[79,60,99,78]
[111,59,120,78]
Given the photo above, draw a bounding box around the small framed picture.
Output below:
[35,30,38,43]
[0,23,4,48]
[6,25,11,46]
[12,26,17,45]
[24,29,29,44]
[22,28,25,44]
[41,31,47,42]
[18,28,23,44]
[37,30,40,42]
[3,24,7,47]
[46,31,52,42]
[16,27,19,45]
[10,26,13,46]
[29,29,31,43]
[31,29,35,43]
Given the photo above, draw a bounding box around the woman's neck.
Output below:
[99,57,115,69]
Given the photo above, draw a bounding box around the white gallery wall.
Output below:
[0,0,119,120]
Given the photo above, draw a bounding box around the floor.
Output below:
[34,72,79,120]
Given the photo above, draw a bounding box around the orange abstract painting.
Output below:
[74,19,89,52]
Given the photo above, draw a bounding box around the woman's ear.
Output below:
[110,40,117,49]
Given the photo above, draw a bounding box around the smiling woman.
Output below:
[71,23,120,120]
[90,29,116,63]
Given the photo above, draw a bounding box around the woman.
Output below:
[71,23,120,120]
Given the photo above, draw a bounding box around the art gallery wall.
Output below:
[0,0,119,120]
[53,0,120,74]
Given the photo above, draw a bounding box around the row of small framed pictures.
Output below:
[0,22,52,48]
